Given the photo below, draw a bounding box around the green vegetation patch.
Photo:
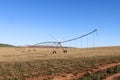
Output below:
[0,43,14,47]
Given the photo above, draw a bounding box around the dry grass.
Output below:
[0,46,120,79]
[0,46,120,62]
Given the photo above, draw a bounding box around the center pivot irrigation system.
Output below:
[34,29,97,54]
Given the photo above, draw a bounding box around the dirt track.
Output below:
[27,62,120,80]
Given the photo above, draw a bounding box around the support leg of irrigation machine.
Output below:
[59,42,67,53]
[52,42,67,54]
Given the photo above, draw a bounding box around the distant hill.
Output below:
[0,43,14,47]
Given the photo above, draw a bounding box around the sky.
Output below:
[0,0,120,47]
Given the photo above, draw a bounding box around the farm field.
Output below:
[0,46,120,80]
